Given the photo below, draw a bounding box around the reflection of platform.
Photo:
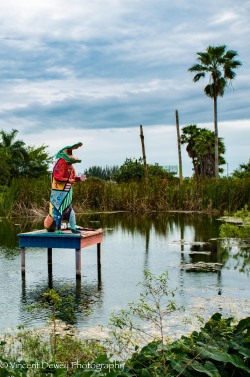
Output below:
[18,229,103,277]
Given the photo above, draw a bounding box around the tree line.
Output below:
[0,129,52,187]
[0,127,249,190]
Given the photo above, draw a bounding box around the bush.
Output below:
[123,313,250,376]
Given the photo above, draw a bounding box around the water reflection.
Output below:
[0,212,249,332]
[20,273,103,326]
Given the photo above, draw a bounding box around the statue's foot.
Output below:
[71,229,81,234]
[56,230,64,234]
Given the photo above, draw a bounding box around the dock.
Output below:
[18,229,103,278]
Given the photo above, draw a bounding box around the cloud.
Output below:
[0,0,249,177]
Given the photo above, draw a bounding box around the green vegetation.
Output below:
[109,270,180,366]
[180,125,225,177]
[1,276,249,376]
[0,326,106,376]
[233,159,250,178]
[85,158,176,183]
[0,176,50,217]
[0,127,249,217]
[220,206,250,239]
[0,129,52,187]
[113,158,176,183]
[84,165,120,181]
[1,175,250,217]
[123,313,250,377]
[189,45,242,178]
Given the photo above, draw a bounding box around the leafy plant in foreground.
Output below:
[109,270,181,376]
[122,313,250,376]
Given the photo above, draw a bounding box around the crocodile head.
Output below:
[55,142,82,164]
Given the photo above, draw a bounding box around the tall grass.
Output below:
[0,176,50,217]
[1,176,250,217]
[74,177,250,213]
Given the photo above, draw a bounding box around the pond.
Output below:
[0,212,249,336]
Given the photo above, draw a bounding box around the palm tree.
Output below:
[180,124,226,178]
[233,159,250,178]
[0,129,28,177]
[188,45,242,177]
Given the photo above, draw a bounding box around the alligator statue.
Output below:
[44,142,85,233]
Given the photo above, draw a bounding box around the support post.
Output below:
[21,247,26,274]
[97,243,102,288]
[97,243,101,266]
[47,248,53,288]
[47,248,52,264]
[75,248,82,277]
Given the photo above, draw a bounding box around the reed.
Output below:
[74,177,250,213]
[1,176,250,217]
[1,176,50,217]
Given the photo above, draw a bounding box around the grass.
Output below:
[1,176,250,217]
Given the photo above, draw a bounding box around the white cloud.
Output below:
[0,0,249,177]
[211,11,240,25]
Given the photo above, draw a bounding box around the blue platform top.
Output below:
[17,229,103,249]
[17,229,83,248]
[17,229,82,238]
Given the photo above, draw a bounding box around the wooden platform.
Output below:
[17,229,103,277]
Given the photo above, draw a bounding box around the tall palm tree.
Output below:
[188,45,242,177]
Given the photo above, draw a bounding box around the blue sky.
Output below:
[0,0,249,176]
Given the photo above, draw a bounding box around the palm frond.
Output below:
[193,73,205,82]
[188,64,206,72]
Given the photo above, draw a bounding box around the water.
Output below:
[0,213,249,335]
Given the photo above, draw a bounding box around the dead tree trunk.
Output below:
[175,110,183,181]
[140,125,148,183]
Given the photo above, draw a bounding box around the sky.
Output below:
[0,0,249,176]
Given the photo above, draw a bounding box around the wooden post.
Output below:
[47,247,53,287]
[21,247,26,274]
[97,243,101,266]
[76,277,81,298]
[175,110,183,181]
[140,125,149,183]
[47,248,52,264]
[97,243,102,287]
[75,248,82,277]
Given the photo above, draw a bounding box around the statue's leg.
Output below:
[69,208,81,233]
[44,214,56,232]
[52,207,63,232]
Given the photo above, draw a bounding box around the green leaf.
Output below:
[141,368,155,377]
[226,353,250,373]
[200,346,250,373]
[230,341,250,358]
[210,313,222,322]
[93,353,111,364]
[170,357,193,376]
[200,346,231,363]
[235,317,250,334]
[189,360,220,376]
